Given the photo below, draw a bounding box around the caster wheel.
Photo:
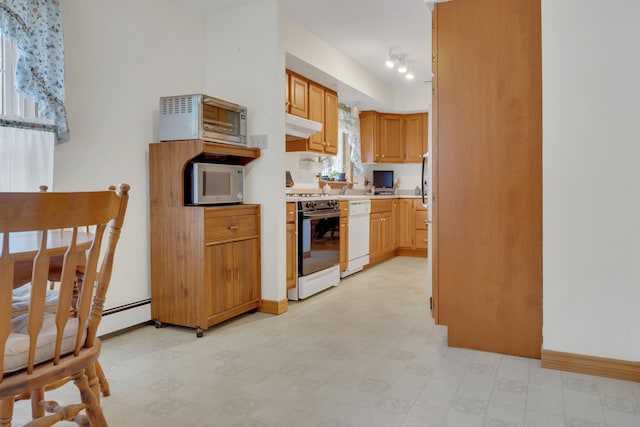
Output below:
[154,320,163,329]
[196,327,203,338]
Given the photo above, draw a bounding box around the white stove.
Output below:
[287,194,341,300]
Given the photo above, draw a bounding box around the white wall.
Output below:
[362,163,422,193]
[394,85,432,112]
[203,0,287,302]
[542,0,640,361]
[58,1,206,311]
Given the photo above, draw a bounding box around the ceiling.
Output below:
[184,0,432,111]
[282,0,432,110]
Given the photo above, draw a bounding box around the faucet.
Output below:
[340,181,352,195]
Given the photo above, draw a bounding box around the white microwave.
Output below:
[185,162,244,205]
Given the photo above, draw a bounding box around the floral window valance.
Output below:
[0,0,69,143]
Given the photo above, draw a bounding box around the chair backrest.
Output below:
[0,184,129,381]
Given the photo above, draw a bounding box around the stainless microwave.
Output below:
[159,94,247,147]
[185,163,244,205]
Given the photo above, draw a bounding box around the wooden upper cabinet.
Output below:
[379,114,404,163]
[324,90,339,154]
[360,111,379,163]
[285,70,339,155]
[360,111,428,163]
[404,114,428,163]
[307,82,325,152]
[287,71,308,118]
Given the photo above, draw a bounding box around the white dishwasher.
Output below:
[341,199,371,278]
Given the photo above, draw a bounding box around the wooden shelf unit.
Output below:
[149,139,261,337]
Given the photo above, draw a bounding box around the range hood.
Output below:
[286,113,322,139]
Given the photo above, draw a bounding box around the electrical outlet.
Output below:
[251,134,268,149]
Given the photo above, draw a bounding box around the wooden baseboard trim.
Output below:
[541,349,640,382]
[258,299,288,315]
[395,248,428,258]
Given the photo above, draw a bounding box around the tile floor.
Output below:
[10,257,640,426]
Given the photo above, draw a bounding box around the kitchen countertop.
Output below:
[338,194,421,200]
[285,194,423,202]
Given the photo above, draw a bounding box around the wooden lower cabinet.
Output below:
[380,211,393,255]
[205,239,260,318]
[396,199,414,248]
[414,200,428,253]
[369,213,381,261]
[368,198,428,267]
[368,200,394,265]
[151,204,261,337]
[286,203,297,290]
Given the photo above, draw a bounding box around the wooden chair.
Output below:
[0,184,129,426]
[32,186,111,399]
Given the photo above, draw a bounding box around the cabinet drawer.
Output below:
[415,229,428,249]
[415,210,428,230]
[205,209,258,242]
[371,199,393,213]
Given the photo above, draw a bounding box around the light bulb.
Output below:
[385,58,395,68]
[405,70,414,80]
[397,58,407,74]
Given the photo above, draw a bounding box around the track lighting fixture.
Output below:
[384,50,414,80]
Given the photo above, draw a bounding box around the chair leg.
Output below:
[94,361,111,397]
[0,397,14,427]
[73,371,107,427]
[30,388,45,419]
[85,363,100,403]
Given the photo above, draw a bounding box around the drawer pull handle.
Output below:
[423,239,428,242]
[229,225,239,230]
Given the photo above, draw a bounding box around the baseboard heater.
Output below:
[102,298,151,316]
[99,298,152,337]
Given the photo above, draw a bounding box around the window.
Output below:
[1,36,36,118]
[1,35,54,192]
[321,132,354,182]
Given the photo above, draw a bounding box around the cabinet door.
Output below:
[286,203,297,290]
[397,199,415,248]
[415,229,428,251]
[324,91,339,154]
[369,213,381,261]
[360,111,379,162]
[380,211,393,255]
[289,73,308,118]
[379,115,404,163]
[339,217,348,271]
[234,239,260,304]
[307,83,325,152]
[404,114,427,163]
[206,243,235,316]
[391,200,399,250]
[286,222,297,290]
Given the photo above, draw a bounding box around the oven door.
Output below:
[298,210,341,276]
